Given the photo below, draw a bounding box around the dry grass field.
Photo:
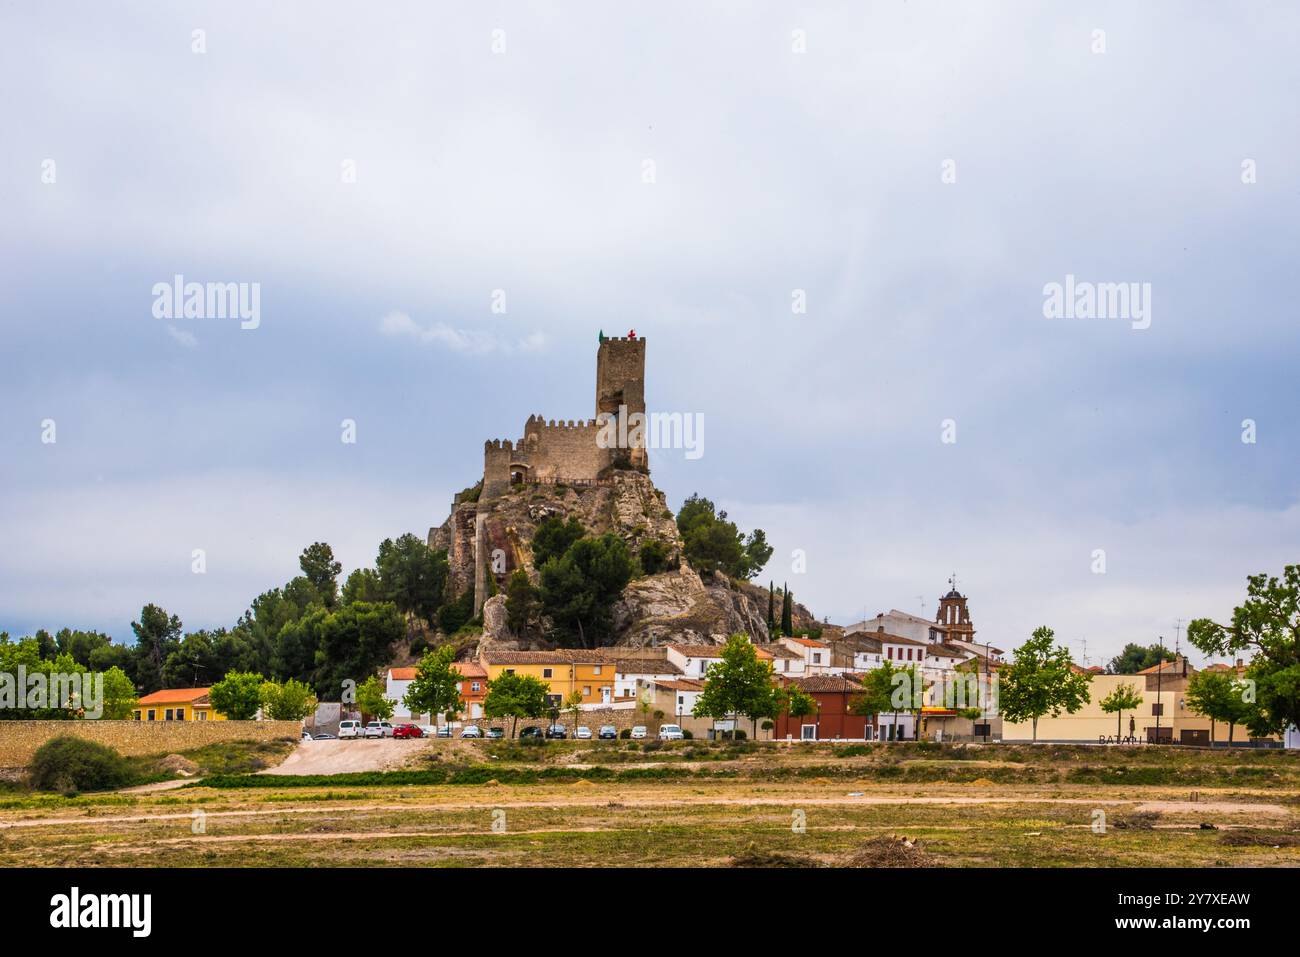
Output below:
[2,738,1298,868]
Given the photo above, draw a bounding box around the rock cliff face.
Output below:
[428,470,810,651]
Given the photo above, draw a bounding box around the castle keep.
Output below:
[481,336,647,500]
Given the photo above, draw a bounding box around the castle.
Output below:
[480,335,648,500]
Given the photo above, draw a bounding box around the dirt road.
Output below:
[260,738,429,775]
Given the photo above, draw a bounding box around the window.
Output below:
[505,668,515,676]
[593,665,602,675]
[812,653,822,664]
[165,709,174,720]
[801,724,817,741]
[176,709,186,721]
[887,648,894,659]
[583,686,591,696]
[197,711,207,721]
[471,681,481,692]
[133,710,141,721]
[147,709,156,721]
[1151,703,1164,716]
[543,668,553,678]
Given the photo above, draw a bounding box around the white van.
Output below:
[338,720,363,740]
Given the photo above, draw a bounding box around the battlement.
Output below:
[477,335,648,502]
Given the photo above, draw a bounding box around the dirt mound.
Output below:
[158,754,198,776]
[1218,829,1300,847]
[844,834,937,868]
[729,842,822,868]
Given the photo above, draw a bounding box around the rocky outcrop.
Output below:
[430,469,823,653]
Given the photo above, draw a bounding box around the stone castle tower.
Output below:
[935,575,975,645]
[480,335,647,501]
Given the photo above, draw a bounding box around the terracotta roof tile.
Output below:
[136,687,212,705]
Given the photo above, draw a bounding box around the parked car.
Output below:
[598,725,618,740]
[658,724,684,740]
[486,727,505,740]
[313,732,337,740]
[546,724,568,739]
[630,725,648,739]
[338,720,363,740]
[435,726,452,738]
[574,726,592,739]
[393,724,424,739]
[301,728,312,739]
[519,726,545,739]
[460,725,483,738]
[417,725,438,738]
[364,720,394,739]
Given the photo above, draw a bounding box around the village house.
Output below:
[385,662,488,722]
[777,636,834,674]
[133,687,226,721]
[771,674,873,741]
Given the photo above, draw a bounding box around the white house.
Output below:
[846,609,945,645]
[777,636,836,674]
[613,658,684,700]
[664,644,729,678]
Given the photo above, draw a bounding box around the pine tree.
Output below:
[781,583,793,637]
[766,581,775,631]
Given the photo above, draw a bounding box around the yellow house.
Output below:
[1001,659,1272,744]
[479,650,617,709]
[133,687,227,722]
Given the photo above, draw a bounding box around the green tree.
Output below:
[676,494,771,580]
[209,671,265,720]
[1185,670,1257,743]
[1099,682,1144,741]
[259,678,319,721]
[505,569,540,637]
[1108,642,1174,675]
[539,533,635,647]
[998,626,1093,742]
[563,689,584,732]
[402,645,465,726]
[162,629,225,688]
[1187,564,1300,737]
[313,602,405,698]
[638,539,672,575]
[341,567,386,605]
[99,667,138,720]
[376,534,450,628]
[436,587,476,635]
[532,516,587,568]
[299,542,343,608]
[130,604,183,694]
[355,674,393,720]
[766,581,776,632]
[692,634,778,738]
[780,584,794,637]
[483,672,551,737]
[782,684,818,737]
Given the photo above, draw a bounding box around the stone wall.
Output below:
[0,720,301,768]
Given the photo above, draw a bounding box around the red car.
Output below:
[392,724,424,739]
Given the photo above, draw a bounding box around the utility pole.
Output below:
[1154,637,1164,745]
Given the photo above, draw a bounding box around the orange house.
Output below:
[133,687,226,721]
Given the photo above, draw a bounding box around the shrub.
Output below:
[639,539,672,575]
[619,729,631,739]
[28,736,135,793]
[682,729,694,740]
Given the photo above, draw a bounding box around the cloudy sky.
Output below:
[2,2,1297,667]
